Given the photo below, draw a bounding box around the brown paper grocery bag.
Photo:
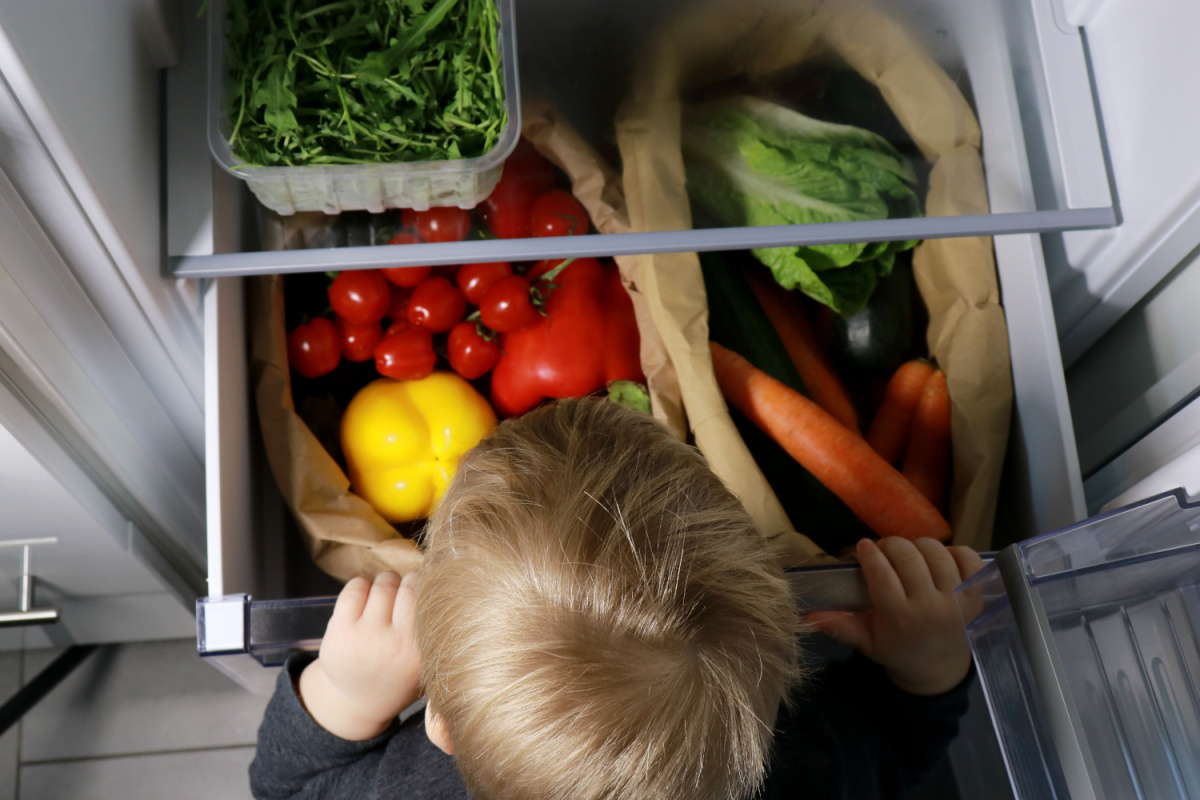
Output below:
[615,0,1012,556]
[250,274,425,581]
[520,99,687,441]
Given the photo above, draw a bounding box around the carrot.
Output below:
[710,342,950,542]
[745,270,860,433]
[866,359,936,465]
[902,369,952,514]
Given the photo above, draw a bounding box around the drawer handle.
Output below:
[0,539,59,628]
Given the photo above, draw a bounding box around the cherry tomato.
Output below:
[387,285,413,323]
[480,274,540,333]
[407,277,467,333]
[447,322,501,380]
[385,318,412,335]
[412,207,471,243]
[457,262,513,305]
[335,317,383,363]
[482,178,537,239]
[481,139,555,240]
[391,230,419,245]
[328,269,391,324]
[384,266,432,287]
[287,318,340,378]
[432,264,461,283]
[530,190,589,237]
[508,138,557,195]
[381,233,433,287]
[374,327,436,381]
[400,208,420,232]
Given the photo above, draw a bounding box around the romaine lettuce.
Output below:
[682,95,920,316]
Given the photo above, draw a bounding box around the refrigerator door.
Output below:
[1044,0,1200,368]
[0,0,205,436]
[0,163,206,634]
[1083,390,1200,515]
[0,0,208,610]
[962,490,1200,800]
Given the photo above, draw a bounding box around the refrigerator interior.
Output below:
[170,0,1115,278]
[176,9,1132,800]
[195,0,1101,608]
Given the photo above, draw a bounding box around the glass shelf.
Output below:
[169,0,1115,279]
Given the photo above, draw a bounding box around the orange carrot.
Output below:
[902,369,952,514]
[710,342,950,542]
[867,360,936,465]
[745,270,860,433]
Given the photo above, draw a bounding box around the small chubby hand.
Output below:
[806,538,984,696]
[298,571,423,741]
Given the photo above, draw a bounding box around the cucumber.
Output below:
[821,254,919,376]
[700,251,807,395]
[700,251,865,553]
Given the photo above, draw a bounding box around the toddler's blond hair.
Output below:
[416,399,801,800]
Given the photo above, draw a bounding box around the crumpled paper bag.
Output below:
[614,0,1012,557]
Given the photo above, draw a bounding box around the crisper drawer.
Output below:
[171,0,1113,280]
[196,230,1087,687]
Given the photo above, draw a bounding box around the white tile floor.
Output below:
[0,640,271,800]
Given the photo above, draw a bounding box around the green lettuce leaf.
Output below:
[682,95,921,315]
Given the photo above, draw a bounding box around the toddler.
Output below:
[251,398,983,799]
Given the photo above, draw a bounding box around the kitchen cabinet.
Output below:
[0,0,1197,797]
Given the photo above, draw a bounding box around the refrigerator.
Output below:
[0,0,1197,796]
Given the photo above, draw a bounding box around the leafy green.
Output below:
[607,380,652,414]
[223,0,506,167]
[682,95,920,316]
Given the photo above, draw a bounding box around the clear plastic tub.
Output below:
[206,0,520,216]
[959,489,1200,800]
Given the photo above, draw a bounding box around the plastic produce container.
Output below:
[960,489,1200,800]
[206,0,520,216]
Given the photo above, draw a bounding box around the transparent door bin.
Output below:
[960,489,1200,800]
[207,0,521,215]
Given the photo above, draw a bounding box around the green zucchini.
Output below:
[700,250,807,395]
[821,254,919,376]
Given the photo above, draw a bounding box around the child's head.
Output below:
[416,399,801,800]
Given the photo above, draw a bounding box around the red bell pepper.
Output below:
[490,258,644,417]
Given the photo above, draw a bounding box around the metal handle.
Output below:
[0,539,59,628]
[198,554,1002,665]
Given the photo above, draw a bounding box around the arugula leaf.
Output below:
[224,0,504,167]
[255,57,300,135]
[358,0,461,83]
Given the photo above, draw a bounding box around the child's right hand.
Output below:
[298,571,423,741]
[806,538,984,697]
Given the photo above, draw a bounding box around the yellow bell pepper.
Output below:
[341,373,498,523]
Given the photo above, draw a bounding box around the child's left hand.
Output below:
[806,538,984,696]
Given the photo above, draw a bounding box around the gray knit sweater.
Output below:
[250,651,972,799]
